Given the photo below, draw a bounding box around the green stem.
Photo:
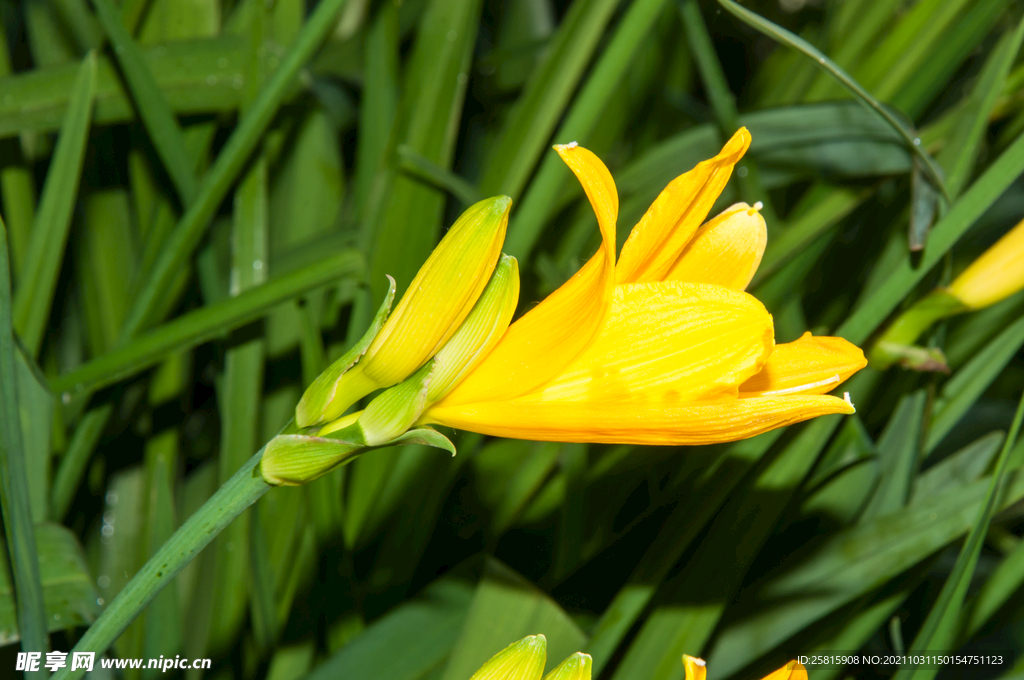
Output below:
[53,450,272,680]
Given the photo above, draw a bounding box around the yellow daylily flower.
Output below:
[419,129,865,445]
[683,655,806,680]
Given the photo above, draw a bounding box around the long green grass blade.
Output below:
[52,248,361,397]
[505,0,671,260]
[120,0,353,342]
[0,215,48,674]
[11,51,96,356]
[477,0,621,199]
[893,393,1024,680]
[715,0,948,199]
[92,0,199,204]
[840,129,1024,345]
[53,450,271,680]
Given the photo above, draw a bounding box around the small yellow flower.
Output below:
[947,216,1024,309]
[419,130,865,445]
[295,196,511,428]
[683,655,806,680]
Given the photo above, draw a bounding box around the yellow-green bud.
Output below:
[543,653,592,680]
[470,635,547,680]
[948,216,1024,309]
[316,254,519,447]
[295,196,512,428]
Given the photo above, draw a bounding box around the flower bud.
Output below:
[318,254,519,447]
[543,653,592,680]
[947,216,1024,309]
[470,635,547,680]
[296,196,512,427]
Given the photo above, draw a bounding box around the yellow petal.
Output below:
[665,202,767,290]
[760,660,808,680]
[682,655,707,680]
[424,393,855,446]
[617,128,751,284]
[440,144,617,406]
[948,216,1024,309]
[740,332,867,397]
[526,282,773,404]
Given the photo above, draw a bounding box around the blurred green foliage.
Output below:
[1,0,1024,679]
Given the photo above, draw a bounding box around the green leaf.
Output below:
[367,0,484,303]
[704,448,1024,678]
[53,450,270,680]
[11,51,97,356]
[477,0,621,200]
[894,393,1024,680]
[304,576,474,680]
[505,0,672,261]
[0,213,48,668]
[913,431,1004,502]
[120,0,355,342]
[861,390,926,520]
[839,128,1024,345]
[0,523,99,644]
[926,313,1024,453]
[714,0,947,199]
[51,249,363,396]
[92,0,199,204]
[610,417,841,679]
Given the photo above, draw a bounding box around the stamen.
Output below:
[564,141,579,149]
[753,201,763,211]
[694,659,706,667]
[753,374,840,397]
[844,391,855,411]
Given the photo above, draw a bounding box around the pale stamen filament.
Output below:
[748,373,841,397]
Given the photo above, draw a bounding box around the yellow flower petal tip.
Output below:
[542,652,592,680]
[666,201,767,290]
[947,215,1024,309]
[617,127,752,284]
[740,331,866,397]
[470,634,547,680]
[761,660,808,680]
[682,655,707,680]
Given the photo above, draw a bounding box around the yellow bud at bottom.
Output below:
[470,635,547,680]
[543,653,592,680]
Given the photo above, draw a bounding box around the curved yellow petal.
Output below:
[682,656,707,680]
[424,393,855,446]
[740,332,867,397]
[617,128,751,284]
[666,202,767,290]
[440,144,617,406]
[528,282,773,404]
[760,660,808,680]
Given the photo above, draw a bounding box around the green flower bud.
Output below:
[543,653,592,680]
[295,196,512,428]
[470,635,547,680]
[315,254,519,448]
